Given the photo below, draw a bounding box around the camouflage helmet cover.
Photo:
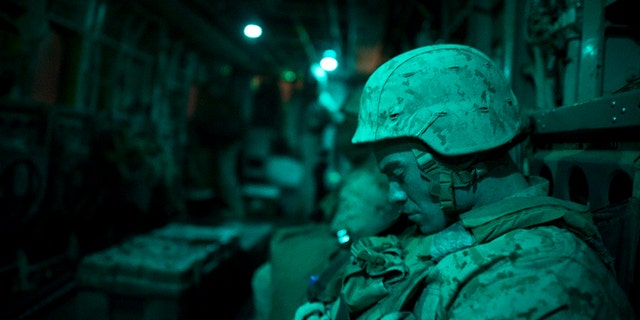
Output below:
[352,44,520,156]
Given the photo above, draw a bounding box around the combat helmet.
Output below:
[353,44,521,213]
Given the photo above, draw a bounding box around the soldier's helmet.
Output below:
[352,44,520,156]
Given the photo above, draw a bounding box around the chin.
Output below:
[418,225,439,235]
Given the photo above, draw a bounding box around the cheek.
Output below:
[404,174,436,205]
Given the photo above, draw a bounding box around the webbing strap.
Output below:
[414,148,491,213]
[439,168,455,212]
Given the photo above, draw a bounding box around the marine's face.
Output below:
[374,143,448,235]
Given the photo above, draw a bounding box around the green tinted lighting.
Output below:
[244,24,262,38]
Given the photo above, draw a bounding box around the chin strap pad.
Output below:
[413,149,490,214]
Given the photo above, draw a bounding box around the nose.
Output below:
[388,181,408,205]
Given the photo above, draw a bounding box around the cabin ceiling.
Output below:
[138,0,443,78]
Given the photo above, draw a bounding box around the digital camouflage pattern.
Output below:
[352,44,520,156]
[414,226,628,319]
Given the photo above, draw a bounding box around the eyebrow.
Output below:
[379,160,403,175]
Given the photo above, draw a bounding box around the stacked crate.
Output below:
[75,223,240,320]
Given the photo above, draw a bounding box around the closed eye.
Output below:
[388,169,405,182]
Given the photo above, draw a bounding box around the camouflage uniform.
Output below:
[306,179,634,319]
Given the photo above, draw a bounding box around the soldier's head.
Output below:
[352,44,522,235]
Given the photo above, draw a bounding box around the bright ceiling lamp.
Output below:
[320,49,338,72]
[243,24,262,38]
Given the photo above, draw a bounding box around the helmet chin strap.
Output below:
[413,149,489,214]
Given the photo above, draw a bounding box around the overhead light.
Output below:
[320,49,338,72]
[243,24,262,38]
[320,57,338,72]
